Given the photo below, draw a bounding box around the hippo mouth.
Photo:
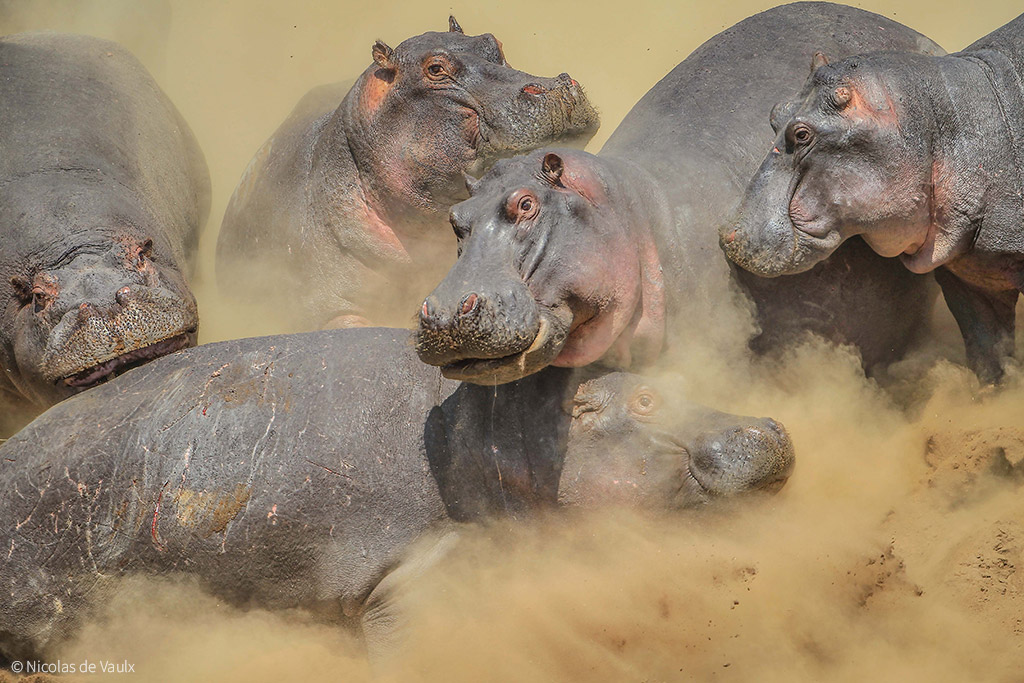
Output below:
[440,313,570,385]
[60,331,195,389]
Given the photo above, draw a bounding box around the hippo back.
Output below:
[601,1,943,367]
[0,328,449,659]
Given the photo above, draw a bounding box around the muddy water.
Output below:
[2,1,1024,681]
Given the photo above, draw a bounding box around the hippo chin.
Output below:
[216,17,599,332]
[0,327,792,664]
[724,13,1024,384]
[416,3,941,385]
[0,33,209,433]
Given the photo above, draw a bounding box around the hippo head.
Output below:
[722,52,937,276]
[2,223,197,408]
[344,17,600,219]
[416,148,665,385]
[559,372,795,508]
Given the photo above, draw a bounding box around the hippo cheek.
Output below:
[439,306,573,385]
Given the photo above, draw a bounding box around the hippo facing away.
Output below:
[416,2,939,385]
[0,33,210,435]
[216,17,599,332]
[723,13,1024,384]
[0,328,792,664]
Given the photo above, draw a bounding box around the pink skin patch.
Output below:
[551,224,665,369]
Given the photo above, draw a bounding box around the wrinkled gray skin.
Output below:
[216,17,599,331]
[416,2,940,386]
[0,33,210,435]
[0,328,793,665]
[724,13,1024,384]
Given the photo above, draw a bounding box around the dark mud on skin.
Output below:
[2,0,1024,681]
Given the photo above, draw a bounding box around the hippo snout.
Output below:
[416,285,541,367]
[689,417,795,496]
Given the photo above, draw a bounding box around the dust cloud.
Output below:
[3,0,1024,681]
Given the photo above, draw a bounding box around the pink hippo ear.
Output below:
[541,153,564,184]
[541,153,607,205]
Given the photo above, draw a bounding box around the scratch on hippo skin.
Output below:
[151,481,169,551]
[304,459,353,480]
[7,539,13,560]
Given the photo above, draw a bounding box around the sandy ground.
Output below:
[2,0,1024,680]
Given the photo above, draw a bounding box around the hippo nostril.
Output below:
[421,299,433,320]
[77,303,95,322]
[459,293,479,316]
[522,84,546,96]
[724,229,737,244]
[115,286,131,306]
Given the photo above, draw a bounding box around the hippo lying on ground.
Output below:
[415,2,939,385]
[723,13,1024,384]
[216,17,599,331]
[0,328,793,664]
[0,33,210,435]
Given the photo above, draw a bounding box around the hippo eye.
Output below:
[31,289,49,314]
[505,189,539,223]
[787,122,814,148]
[629,388,660,417]
[424,57,453,82]
[135,239,154,268]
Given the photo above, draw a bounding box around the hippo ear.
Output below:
[463,172,480,194]
[372,40,395,70]
[10,276,32,304]
[810,51,830,73]
[448,15,464,34]
[769,99,798,133]
[541,153,564,184]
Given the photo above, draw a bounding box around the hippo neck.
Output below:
[334,71,457,240]
[919,52,1024,266]
[596,154,679,364]
[426,367,577,522]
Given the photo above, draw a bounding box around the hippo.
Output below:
[414,2,940,386]
[722,13,1024,384]
[0,33,210,435]
[215,17,599,331]
[0,327,793,665]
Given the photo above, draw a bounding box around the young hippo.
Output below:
[0,33,210,435]
[415,3,939,385]
[0,328,792,665]
[723,13,1024,383]
[216,17,599,331]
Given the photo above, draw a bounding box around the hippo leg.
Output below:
[935,268,1018,384]
[360,528,462,667]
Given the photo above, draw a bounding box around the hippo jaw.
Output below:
[418,300,573,386]
[38,287,197,390]
[8,245,200,405]
[436,309,572,385]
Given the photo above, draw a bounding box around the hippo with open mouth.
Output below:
[415,2,941,385]
[0,33,209,434]
[216,17,599,331]
[722,12,1024,384]
[0,327,792,665]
